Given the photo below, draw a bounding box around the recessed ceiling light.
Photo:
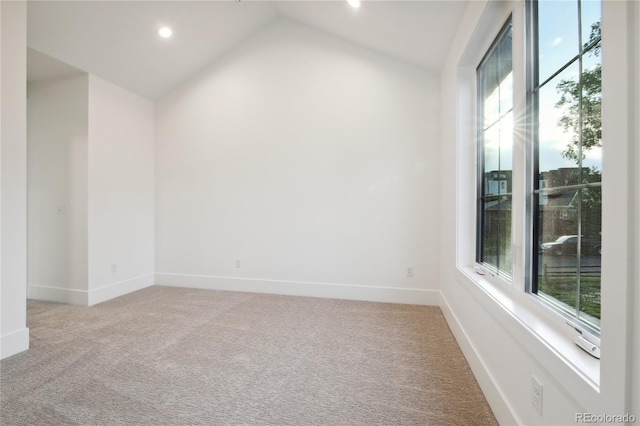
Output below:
[158,26,173,39]
[347,0,361,9]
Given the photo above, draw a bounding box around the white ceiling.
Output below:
[27,1,468,101]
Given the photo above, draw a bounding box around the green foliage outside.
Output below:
[538,274,601,320]
[555,22,602,163]
[545,21,602,323]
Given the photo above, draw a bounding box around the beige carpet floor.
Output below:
[1,286,497,425]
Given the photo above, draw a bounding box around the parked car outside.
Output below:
[540,235,601,256]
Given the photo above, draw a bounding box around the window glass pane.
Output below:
[578,185,602,327]
[581,47,602,176]
[581,0,601,50]
[537,192,580,313]
[580,186,602,247]
[538,0,579,83]
[499,72,513,116]
[482,58,500,129]
[477,20,512,279]
[497,195,513,277]
[482,115,512,275]
[531,0,601,333]
[498,30,513,113]
[483,124,500,175]
[484,90,500,130]
[538,62,581,186]
[481,25,513,129]
[483,195,512,276]
[482,197,499,268]
[499,111,513,176]
[538,188,580,250]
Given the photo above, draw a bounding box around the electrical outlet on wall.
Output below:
[235,259,242,269]
[111,263,118,274]
[405,266,414,278]
[531,375,543,416]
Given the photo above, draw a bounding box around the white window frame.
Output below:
[455,1,635,414]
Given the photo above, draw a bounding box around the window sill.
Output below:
[457,265,600,390]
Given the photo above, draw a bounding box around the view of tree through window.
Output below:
[477,20,513,278]
[531,0,602,331]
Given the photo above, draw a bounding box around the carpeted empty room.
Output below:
[10,0,638,423]
[1,286,497,425]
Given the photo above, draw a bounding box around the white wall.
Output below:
[27,75,88,303]
[1,0,29,359]
[155,18,439,304]
[439,1,639,425]
[1,0,3,359]
[87,75,155,305]
[631,0,640,416]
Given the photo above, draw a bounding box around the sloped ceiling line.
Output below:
[27,1,467,100]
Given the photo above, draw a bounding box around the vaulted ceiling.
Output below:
[27,1,468,100]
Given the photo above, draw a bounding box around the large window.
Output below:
[474,1,602,335]
[477,20,513,279]
[529,0,602,332]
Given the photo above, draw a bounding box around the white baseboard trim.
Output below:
[440,292,519,426]
[88,273,155,306]
[155,273,440,306]
[28,284,89,305]
[1,327,30,360]
[28,274,155,306]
